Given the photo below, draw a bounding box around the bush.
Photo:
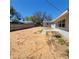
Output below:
[54,34,61,38]
[58,38,65,45]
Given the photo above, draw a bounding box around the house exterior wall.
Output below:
[64,14,69,31]
[54,10,69,31]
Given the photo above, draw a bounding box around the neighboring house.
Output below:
[52,10,69,31]
[43,21,52,27]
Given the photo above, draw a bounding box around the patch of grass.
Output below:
[34,29,43,34]
[58,38,65,45]
[39,29,43,33]
[53,32,65,45]
[46,31,66,45]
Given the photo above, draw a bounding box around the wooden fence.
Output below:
[10,23,35,31]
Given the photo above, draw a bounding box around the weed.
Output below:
[39,29,43,33]
[34,29,43,34]
[58,38,65,45]
[65,48,69,57]
[47,37,55,46]
[54,34,61,38]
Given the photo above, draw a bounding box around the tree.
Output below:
[45,14,52,21]
[31,11,52,26]
[24,16,32,21]
[10,6,22,23]
[10,6,16,19]
[15,12,22,20]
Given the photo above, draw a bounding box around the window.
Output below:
[58,19,65,27]
[61,20,65,27]
[59,22,61,27]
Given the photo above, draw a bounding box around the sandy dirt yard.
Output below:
[10,27,69,59]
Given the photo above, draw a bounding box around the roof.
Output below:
[51,10,69,22]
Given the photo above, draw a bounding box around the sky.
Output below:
[11,0,69,19]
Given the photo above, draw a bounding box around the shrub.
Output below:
[54,34,61,38]
[58,38,65,45]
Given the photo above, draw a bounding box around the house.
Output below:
[43,21,52,27]
[52,10,69,31]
